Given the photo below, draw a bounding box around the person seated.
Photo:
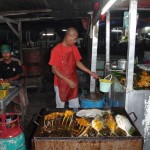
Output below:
[0,44,28,116]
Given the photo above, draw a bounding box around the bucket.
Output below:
[99,74,112,93]
[80,98,105,108]
[80,92,105,108]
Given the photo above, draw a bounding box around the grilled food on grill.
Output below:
[76,118,90,136]
[76,118,90,127]
[64,110,74,116]
[44,112,64,127]
[91,117,103,132]
[91,117,104,136]
[104,113,117,135]
[44,112,64,120]
[62,110,74,126]
[78,116,104,137]
[41,109,137,138]
[115,114,135,136]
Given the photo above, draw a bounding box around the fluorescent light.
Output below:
[111,29,122,33]
[42,33,54,36]
[148,33,150,36]
[62,29,67,32]
[101,0,117,15]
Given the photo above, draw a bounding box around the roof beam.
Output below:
[0,9,52,17]
[5,19,19,38]
[16,17,54,22]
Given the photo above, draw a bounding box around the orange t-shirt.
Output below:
[48,43,82,85]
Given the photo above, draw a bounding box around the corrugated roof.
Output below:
[0,0,149,23]
[0,0,98,22]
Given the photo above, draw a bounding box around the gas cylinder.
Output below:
[0,113,26,150]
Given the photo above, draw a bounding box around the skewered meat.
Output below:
[64,110,74,116]
[44,112,64,120]
[76,118,90,136]
[76,118,90,127]
[62,110,74,127]
[44,112,64,127]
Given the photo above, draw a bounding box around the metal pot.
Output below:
[117,59,127,70]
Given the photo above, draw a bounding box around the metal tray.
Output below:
[32,107,142,140]
[32,108,143,150]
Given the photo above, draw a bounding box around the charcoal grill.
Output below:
[32,107,143,150]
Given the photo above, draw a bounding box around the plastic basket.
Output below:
[99,74,112,93]
[0,83,10,99]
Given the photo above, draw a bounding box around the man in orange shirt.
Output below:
[49,27,98,108]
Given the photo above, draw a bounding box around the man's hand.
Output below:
[89,72,99,79]
[66,79,76,88]
[76,61,99,80]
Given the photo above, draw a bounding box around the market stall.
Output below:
[102,0,150,149]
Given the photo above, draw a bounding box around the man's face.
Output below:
[2,52,11,61]
[67,32,78,46]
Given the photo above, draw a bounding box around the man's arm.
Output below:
[76,61,99,79]
[6,73,24,82]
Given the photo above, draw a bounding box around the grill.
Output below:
[32,107,143,150]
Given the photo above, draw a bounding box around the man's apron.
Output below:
[58,45,78,102]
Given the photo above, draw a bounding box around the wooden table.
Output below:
[0,87,20,114]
